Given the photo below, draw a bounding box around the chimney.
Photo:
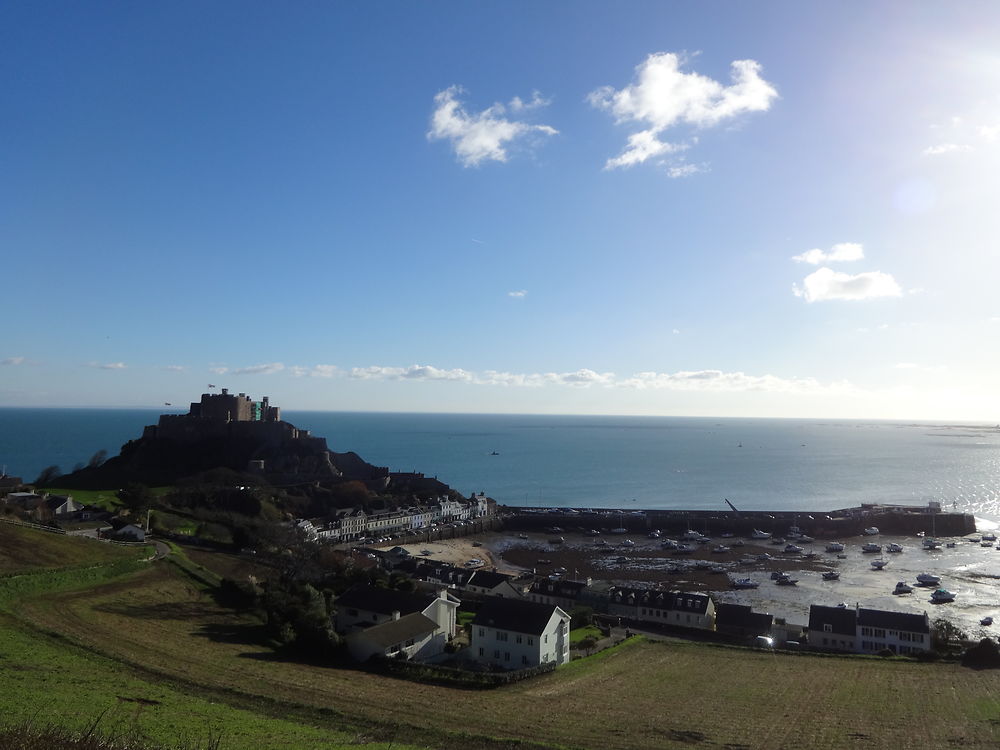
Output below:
[392,610,401,621]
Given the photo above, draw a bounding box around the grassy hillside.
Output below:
[4,522,1000,749]
[0,524,417,750]
[15,556,1000,749]
[0,521,148,575]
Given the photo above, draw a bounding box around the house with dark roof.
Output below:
[465,570,527,599]
[807,604,932,654]
[525,578,591,611]
[607,586,715,631]
[807,605,858,652]
[857,607,931,655]
[470,598,571,669]
[715,603,774,641]
[333,584,459,640]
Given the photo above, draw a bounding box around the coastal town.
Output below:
[1,391,993,675]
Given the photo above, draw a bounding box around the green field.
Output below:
[3,522,1000,749]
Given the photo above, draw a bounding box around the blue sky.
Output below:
[3,1,1000,419]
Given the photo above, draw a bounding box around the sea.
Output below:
[2,408,1000,522]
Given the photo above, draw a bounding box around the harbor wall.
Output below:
[502,505,976,538]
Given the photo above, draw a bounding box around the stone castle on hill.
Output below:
[146,390,317,449]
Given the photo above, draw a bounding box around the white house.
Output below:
[470,598,571,669]
[344,612,442,662]
[607,586,716,631]
[464,570,527,599]
[807,604,931,655]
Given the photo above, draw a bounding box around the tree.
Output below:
[962,638,1000,669]
[933,617,967,653]
[34,465,62,486]
[117,483,154,514]
[88,449,108,468]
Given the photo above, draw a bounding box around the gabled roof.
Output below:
[808,605,857,636]
[858,607,930,634]
[336,585,436,617]
[529,578,588,598]
[610,586,711,614]
[350,613,439,649]
[468,570,514,590]
[472,598,566,636]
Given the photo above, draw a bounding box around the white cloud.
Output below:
[1,357,25,366]
[208,366,228,375]
[87,361,126,370]
[894,362,947,373]
[922,143,973,156]
[290,364,338,378]
[427,86,558,167]
[618,369,855,395]
[672,329,680,334]
[791,242,864,265]
[163,365,185,372]
[350,365,474,382]
[233,362,284,376]
[589,52,777,170]
[508,289,528,298]
[793,267,903,302]
[509,91,550,112]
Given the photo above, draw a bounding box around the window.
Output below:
[516,634,523,644]
[479,647,484,656]
[823,624,832,633]
[494,649,500,659]
[544,634,548,644]
[521,655,529,666]
[478,628,485,637]
[528,637,534,646]
[504,651,510,662]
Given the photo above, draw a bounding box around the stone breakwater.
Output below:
[503,503,976,538]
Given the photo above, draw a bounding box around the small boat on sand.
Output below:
[931,588,955,603]
[822,571,840,581]
[870,559,888,570]
[732,578,760,589]
[916,573,941,586]
[893,581,914,595]
[982,616,994,626]
[826,542,845,553]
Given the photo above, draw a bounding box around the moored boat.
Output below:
[862,543,882,553]
[783,544,803,554]
[822,571,840,581]
[982,616,994,626]
[916,573,941,586]
[750,529,771,540]
[870,558,888,570]
[893,581,914,594]
[825,542,845,552]
[732,577,760,589]
[863,527,880,536]
[886,543,903,553]
[931,588,955,603]
[775,575,798,586]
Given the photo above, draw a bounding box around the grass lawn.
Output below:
[41,486,172,511]
[569,624,602,644]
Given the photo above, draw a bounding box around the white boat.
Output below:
[870,558,888,570]
[681,529,702,540]
[981,540,995,548]
[711,545,731,554]
[464,558,485,568]
[750,529,771,540]
[983,533,997,542]
[732,578,760,589]
[674,544,693,554]
[836,553,848,559]
[825,542,845,552]
[610,527,628,534]
[783,544,803,554]
[931,588,955,603]
[822,571,840,581]
[622,539,635,547]
[893,581,914,594]
[648,530,661,539]
[756,553,772,561]
[982,616,994,626]
[660,539,678,550]
[923,538,943,550]
[886,543,904,553]
[775,575,798,586]
[863,527,880,536]
[862,543,882,553]
[916,573,941,586]
[798,535,814,543]
[517,534,529,540]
